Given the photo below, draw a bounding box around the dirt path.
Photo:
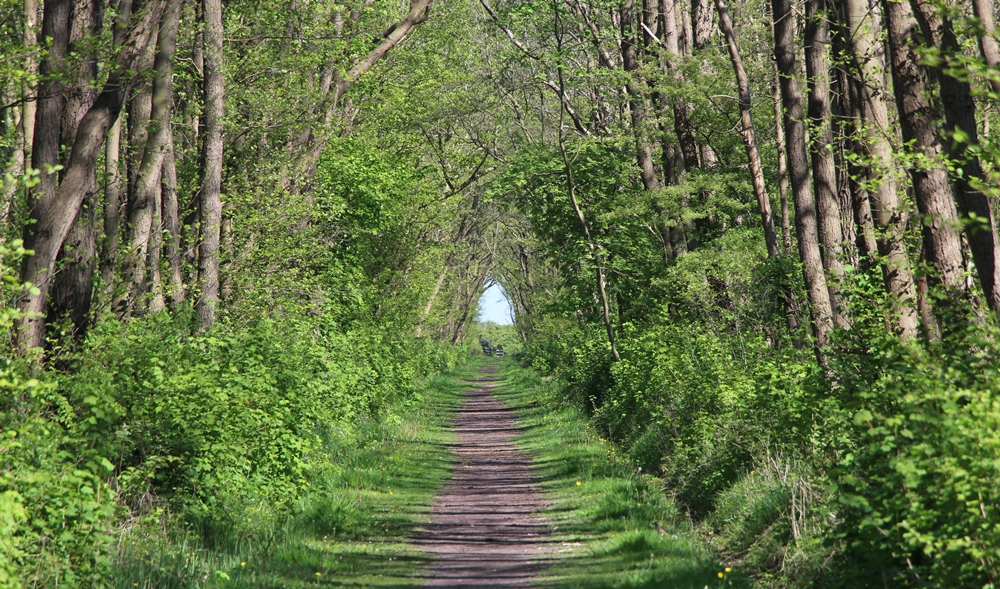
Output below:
[414,366,554,587]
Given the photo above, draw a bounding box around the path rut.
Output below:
[414,367,554,587]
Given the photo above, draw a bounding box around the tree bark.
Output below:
[773,77,792,254]
[838,0,919,337]
[691,0,713,49]
[26,0,71,245]
[660,0,699,173]
[972,0,1000,94]
[161,134,184,307]
[147,169,165,312]
[100,119,122,296]
[47,0,103,337]
[883,0,966,312]
[833,58,878,266]
[196,0,224,329]
[772,0,834,352]
[805,0,849,329]
[661,0,695,253]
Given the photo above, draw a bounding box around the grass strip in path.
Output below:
[491,359,750,589]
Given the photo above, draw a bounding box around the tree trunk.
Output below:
[772,0,834,353]
[161,134,185,307]
[773,76,792,254]
[883,0,966,313]
[100,119,122,297]
[219,204,234,301]
[662,0,695,253]
[691,0,713,50]
[147,171,165,312]
[972,0,1000,94]
[621,0,661,193]
[834,59,878,266]
[715,0,778,258]
[196,0,224,329]
[47,204,97,337]
[118,0,181,315]
[26,0,71,247]
[47,0,103,337]
[5,0,38,208]
[805,0,849,329]
[838,0,919,337]
[910,0,1000,317]
[561,137,619,361]
[417,257,450,336]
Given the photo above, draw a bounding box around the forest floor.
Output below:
[123,357,746,588]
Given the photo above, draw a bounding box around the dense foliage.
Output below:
[3,0,1000,584]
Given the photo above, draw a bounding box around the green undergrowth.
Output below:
[493,360,750,589]
[112,360,488,588]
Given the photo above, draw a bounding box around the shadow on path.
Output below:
[414,364,554,587]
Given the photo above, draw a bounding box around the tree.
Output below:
[772,0,834,352]
[18,0,168,350]
[883,0,966,319]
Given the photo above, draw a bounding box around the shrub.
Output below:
[832,328,1000,587]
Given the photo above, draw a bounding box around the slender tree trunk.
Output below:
[5,0,37,207]
[197,0,224,329]
[715,0,778,258]
[773,77,792,254]
[100,119,122,296]
[805,0,849,329]
[147,172,165,312]
[838,0,919,337]
[834,60,878,266]
[662,0,695,253]
[161,134,185,306]
[22,0,37,182]
[883,0,966,313]
[417,257,450,336]
[663,0,698,171]
[621,0,661,194]
[562,138,619,361]
[219,204,234,300]
[772,0,834,353]
[916,240,941,338]
[118,0,181,315]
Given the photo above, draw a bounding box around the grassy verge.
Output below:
[113,361,488,588]
[492,359,750,589]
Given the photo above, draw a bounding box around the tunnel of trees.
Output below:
[2,0,1000,584]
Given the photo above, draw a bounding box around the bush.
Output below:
[832,328,1000,587]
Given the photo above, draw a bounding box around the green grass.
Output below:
[492,360,751,589]
[112,361,488,588]
[114,355,751,588]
